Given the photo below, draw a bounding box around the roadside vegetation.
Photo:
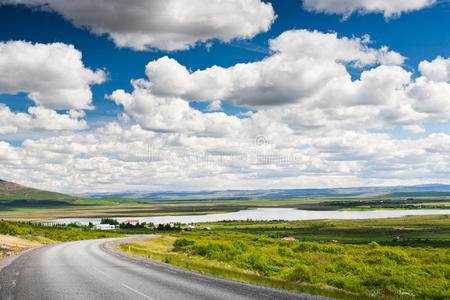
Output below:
[0,219,122,243]
[122,215,450,299]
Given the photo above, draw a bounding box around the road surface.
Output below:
[0,236,329,300]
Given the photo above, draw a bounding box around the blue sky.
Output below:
[0,0,449,193]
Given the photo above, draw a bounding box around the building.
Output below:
[281,237,298,241]
[123,219,139,225]
[95,224,116,230]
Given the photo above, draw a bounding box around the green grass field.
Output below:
[195,215,450,247]
[122,215,450,299]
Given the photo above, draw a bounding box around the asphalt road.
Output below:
[0,236,330,300]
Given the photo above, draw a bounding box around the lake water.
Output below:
[45,208,450,225]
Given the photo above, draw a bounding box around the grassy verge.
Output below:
[119,236,363,300]
[121,216,450,299]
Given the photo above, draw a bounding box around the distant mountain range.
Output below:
[80,184,450,200]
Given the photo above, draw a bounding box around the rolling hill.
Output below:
[0,179,81,206]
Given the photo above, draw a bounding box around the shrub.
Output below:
[100,218,119,225]
[368,241,380,248]
[288,264,313,283]
[174,238,195,248]
[278,246,294,257]
[367,248,412,265]
[0,220,19,235]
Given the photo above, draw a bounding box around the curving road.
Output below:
[0,236,329,300]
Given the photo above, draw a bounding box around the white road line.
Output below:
[92,267,114,280]
[122,283,155,300]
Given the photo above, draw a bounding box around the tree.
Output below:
[100,218,119,225]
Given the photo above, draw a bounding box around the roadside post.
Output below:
[128,246,131,257]
[15,244,18,255]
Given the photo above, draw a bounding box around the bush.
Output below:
[174,238,195,248]
[101,218,119,225]
[366,248,412,265]
[278,246,294,257]
[288,264,313,282]
[0,220,20,235]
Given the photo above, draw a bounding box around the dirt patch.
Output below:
[0,234,47,258]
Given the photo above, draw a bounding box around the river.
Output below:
[44,208,450,225]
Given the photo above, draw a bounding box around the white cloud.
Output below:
[403,125,426,133]
[112,30,450,134]
[2,0,275,51]
[107,86,244,137]
[408,78,450,120]
[419,56,450,82]
[302,0,436,19]
[0,104,87,134]
[0,41,106,110]
[0,122,449,193]
[0,28,448,192]
[144,30,405,109]
[104,30,450,194]
[206,100,223,111]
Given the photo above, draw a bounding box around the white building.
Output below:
[95,224,117,230]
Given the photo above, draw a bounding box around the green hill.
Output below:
[0,179,82,206]
[0,179,154,208]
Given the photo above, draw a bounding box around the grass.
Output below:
[123,228,449,299]
[0,219,123,242]
[121,215,450,299]
[196,215,450,247]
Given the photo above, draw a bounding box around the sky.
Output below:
[0,0,449,194]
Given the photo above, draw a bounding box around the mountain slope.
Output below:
[0,179,80,206]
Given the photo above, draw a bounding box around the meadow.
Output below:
[122,215,450,299]
[196,215,450,247]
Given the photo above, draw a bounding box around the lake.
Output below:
[44,208,450,225]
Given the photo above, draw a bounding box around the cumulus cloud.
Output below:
[206,100,223,111]
[1,0,275,51]
[107,86,244,137]
[1,28,449,192]
[143,30,405,109]
[1,121,449,193]
[0,104,87,134]
[105,30,450,158]
[0,41,106,110]
[109,30,450,135]
[419,56,450,82]
[302,0,436,19]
